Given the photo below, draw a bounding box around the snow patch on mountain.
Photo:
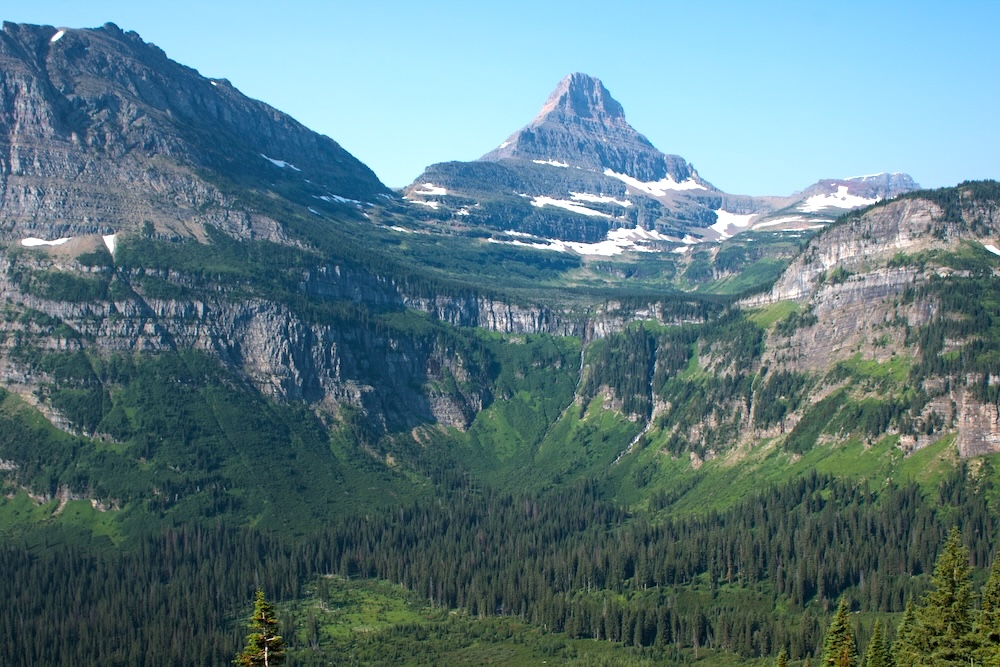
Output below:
[604,170,706,196]
[607,226,673,243]
[846,172,890,181]
[411,183,448,196]
[50,30,66,43]
[103,234,116,254]
[983,243,1000,257]
[711,210,757,239]
[22,237,71,247]
[405,183,449,209]
[799,185,877,212]
[489,237,622,255]
[754,216,830,229]
[753,218,827,232]
[316,194,362,206]
[532,159,570,168]
[754,217,800,229]
[531,196,611,218]
[261,154,301,171]
[490,225,673,256]
[570,192,632,207]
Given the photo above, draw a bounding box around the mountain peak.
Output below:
[533,73,625,125]
[0,21,388,242]
[480,73,706,186]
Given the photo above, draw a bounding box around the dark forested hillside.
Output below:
[3,468,998,666]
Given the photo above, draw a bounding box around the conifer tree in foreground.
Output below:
[893,527,976,666]
[892,596,919,666]
[975,552,1000,666]
[822,597,857,667]
[235,590,285,667]
[775,648,789,667]
[863,619,890,667]
[915,527,974,666]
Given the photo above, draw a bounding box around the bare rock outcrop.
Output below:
[0,22,389,243]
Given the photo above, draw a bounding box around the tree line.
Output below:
[2,466,999,665]
[818,527,1000,666]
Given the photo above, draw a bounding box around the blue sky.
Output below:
[7,1,999,194]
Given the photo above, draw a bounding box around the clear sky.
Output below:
[6,1,999,195]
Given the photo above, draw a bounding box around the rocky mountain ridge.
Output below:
[506,182,997,480]
[746,185,993,307]
[1,234,718,439]
[0,21,389,244]
[480,72,708,188]
[729,182,1000,458]
[806,173,918,200]
[405,73,919,250]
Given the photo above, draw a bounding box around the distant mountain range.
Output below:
[404,73,919,253]
[0,21,918,258]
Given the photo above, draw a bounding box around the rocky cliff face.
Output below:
[404,73,732,244]
[0,261,482,431]
[745,191,995,306]
[406,73,917,248]
[0,22,388,243]
[745,183,1000,458]
[0,235,716,439]
[480,73,706,187]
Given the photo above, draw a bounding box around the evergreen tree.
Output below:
[776,648,789,667]
[975,553,1000,665]
[235,590,286,667]
[892,597,919,667]
[914,527,975,666]
[863,619,890,667]
[823,597,858,667]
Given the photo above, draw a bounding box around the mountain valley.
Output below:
[0,20,998,667]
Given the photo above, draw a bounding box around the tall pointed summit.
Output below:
[405,72,916,246]
[533,72,627,123]
[481,73,707,187]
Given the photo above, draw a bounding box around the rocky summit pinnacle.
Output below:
[481,73,707,187]
[533,72,627,124]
